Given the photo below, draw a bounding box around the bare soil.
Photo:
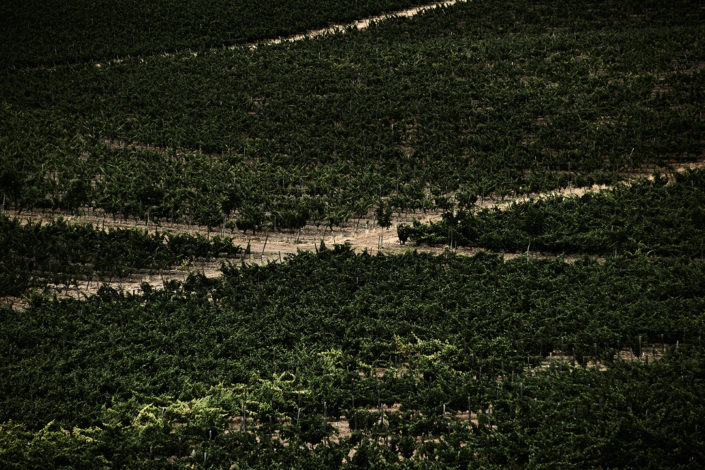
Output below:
[3,157,703,304]
[250,0,465,49]
[530,345,669,374]
[87,1,468,70]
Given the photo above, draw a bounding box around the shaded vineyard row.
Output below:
[0,0,433,66]
[0,216,242,296]
[2,247,703,432]
[1,348,703,468]
[2,0,704,228]
[398,169,705,257]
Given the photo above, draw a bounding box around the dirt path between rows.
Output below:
[248,0,464,49]
[20,1,467,71]
[2,158,703,302]
[474,159,705,211]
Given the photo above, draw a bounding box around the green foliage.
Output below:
[402,169,705,257]
[2,248,704,429]
[0,421,107,469]
[0,216,241,296]
[1,337,705,467]
[1,1,704,467]
[1,1,703,227]
[375,201,393,228]
[0,0,433,66]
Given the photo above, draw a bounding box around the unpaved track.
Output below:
[2,158,702,300]
[7,0,704,301]
[475,159,705,211]
[249,0,464,49]
[27,0,468,71]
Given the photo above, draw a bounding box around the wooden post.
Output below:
[261,232,269,259]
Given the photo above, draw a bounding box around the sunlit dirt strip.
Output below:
[119,0,466,63]
[335,158,705,256]
[247,0,465,49]
[0,259,229,310]
[2,158,703,304]
[474,159,705,211]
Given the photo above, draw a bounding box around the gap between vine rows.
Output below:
[19,0,467,72]
[243,0,465,50]
[3,158,704,303]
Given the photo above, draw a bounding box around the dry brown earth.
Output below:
[3,158,703,302]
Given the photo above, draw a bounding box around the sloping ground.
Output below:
[5,1,702,231]
[5,0,448,67]
[2,245,703,467]
[3,159,702,304]
[248,0,464,49]
[4,0,702,261]
[19,0,467,70]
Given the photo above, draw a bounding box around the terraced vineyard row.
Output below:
[3,350,702,468]
[1,0,437,66]
[2,247,704,467]
[0,216,243,296]
[2,0,704,229]
[2,162,700,301]
[399,168,705,257]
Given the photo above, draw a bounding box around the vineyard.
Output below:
[398,168,705,257]
[0,216,243,297]
[1,0,705,468]
[2,247,705,467]
[0,0,436,66]
[2,0,704,228]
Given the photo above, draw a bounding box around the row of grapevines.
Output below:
[2,1,703,227]
[1,247,704,466]
[1,350,703,468]
[0,215,242,296]
[0,0,434,66]
[2,246,702,428]
[398,169,705,257]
